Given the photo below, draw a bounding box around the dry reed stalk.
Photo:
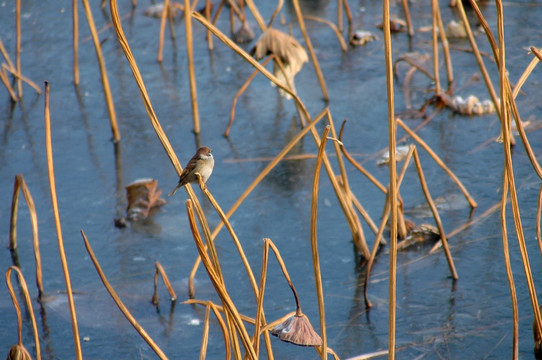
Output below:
[342,0,353,38]
[382,0,398,354]
[185,200,258,360]
[345,186,379,236]
[151,262,177,306]
[6,266,41,360]
[81,0,120,142]
[411,147,458,279]
[267,0,283,28]
[15,0,22,98]
[2,64,42,94]
[291,0,329,100]
[513,51,539,99]
[81,231,169,359]
[532,47,542,62]
[225,56,274,137]
[157,0,171,62]
[9,174,43,298]
[0,37,15,70]
[186,299,257,325]
[434,3,453,89]
[396,118,477,208]
[500,172,519,358]
[310,126,330,358]
[430,0,441,95]
[184,0,201,134]
[243,0,266,31]
[210,302,232,360]
[338,121,387,194]
[200,304,211,360]
[400,0,413,36]
[196,176,274,358]
[538,185,542,259]
[494,0,542,338]
[0,68,18,101]
[73,0,79,85]
[303,15,347,51]
[44,82,83,360]
[337,0,343,32]
[205,0,213,50]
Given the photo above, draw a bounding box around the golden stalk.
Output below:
[15,0,22,98]
[200,304,211,360]
[304,15,347,51]
[81,0,120,142]
[0,67,18,102]
[400,0,413,36]
[185,0,201,134]
[538,185,542,258]
[513,51,539,99]
[81,230,169,359]
[151,262,177,306]
[6,266,41,360]
[2,64,42,94]
[397,118,477,208]
[310,126,330,358]
[185,299,257,325]
[44,81,83,360]
[0,37,15,70]
[291,0,329,100]
[243,0,266,32]
[434,2,453,89]
[412,147,458,279]
[158,0,171,62]
[73,0,79,85]
[225,56,274,137]
[9,174,43,298]
[430,0,441,95]
[382,0,398,354]
[500,171,519,358]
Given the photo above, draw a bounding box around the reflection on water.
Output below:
[1,0,542,358]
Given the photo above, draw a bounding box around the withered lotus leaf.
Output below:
[125,178,166,221]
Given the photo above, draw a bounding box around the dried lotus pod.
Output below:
[125,178,166,221]
[350,30,378,46]
[6,344,32,360]
[271,311,322,347]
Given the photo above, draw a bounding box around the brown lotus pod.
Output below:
[6,344,32,360]
[125,178,166,221]
[271,312,322,347]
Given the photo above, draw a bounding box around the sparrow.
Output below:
[168,146,214,196]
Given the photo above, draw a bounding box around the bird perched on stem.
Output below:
[168,146,214,196]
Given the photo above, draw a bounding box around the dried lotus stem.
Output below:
[6,266,41,360]
[82,230,169,360]
[9,174,43,298]
[157,0,171,62]
[151,262,177,306]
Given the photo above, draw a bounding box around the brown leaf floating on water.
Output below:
[122,178,166,223]
[377,18,407,33]
[251,28,308,99]
[271,312,322,347]
[398,222,440,251]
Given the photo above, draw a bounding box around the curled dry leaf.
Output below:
[6,344,32,360]
[116,178,166,226]
[398,222,440,251]
[251,28,308,99]
[438,93,497,115]
[377,145,411,166]
[271,312,322,347]
[446,20,467,39]
[377,18,407,33]
[144,2,183,18]
[349,30,378,46]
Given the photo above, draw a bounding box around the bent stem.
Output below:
[82,230,169,360]
[152,262,177,306]
[9,174,43,298]
[6,266,41,360]
[311,126,330,358]
[44,81,82,360]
